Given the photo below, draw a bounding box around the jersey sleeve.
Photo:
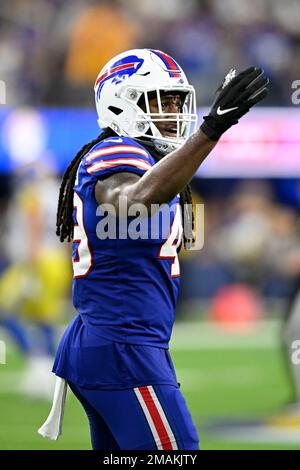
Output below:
[83,137,153,179]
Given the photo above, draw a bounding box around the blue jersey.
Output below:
[72,136,182,348]
[53,135,183,389]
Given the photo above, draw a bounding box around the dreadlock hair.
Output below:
[56,128,195,249]
[56,128,115,242]
[139,140,195,250]
[180,184,195,250]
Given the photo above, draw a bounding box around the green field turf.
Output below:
[1,319,300,450]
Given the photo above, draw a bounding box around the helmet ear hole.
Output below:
[108,106,123,116]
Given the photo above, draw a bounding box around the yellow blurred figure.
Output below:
[0,172,70,323]
[65,2,139,86]
[0,252,69,323]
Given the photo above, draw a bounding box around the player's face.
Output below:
[148,93,184,138]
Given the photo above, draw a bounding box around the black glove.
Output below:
[200,66,269,141]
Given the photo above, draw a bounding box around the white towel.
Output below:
[38,376,67,440]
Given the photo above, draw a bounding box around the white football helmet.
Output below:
[94,48,197,155]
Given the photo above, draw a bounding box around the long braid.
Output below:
[180,184,195,249]
[56,128,115,242]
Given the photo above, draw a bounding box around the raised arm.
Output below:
[95,66,268,210]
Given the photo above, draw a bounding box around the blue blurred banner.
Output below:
[0,107,99,173]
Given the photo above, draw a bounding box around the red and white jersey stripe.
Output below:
[87,157,152,174]
[86,145,149,163]
[85,143,152,175]
[134,386,178,450]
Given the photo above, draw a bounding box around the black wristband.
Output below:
[200,115,238,141]
[200,121,222,141]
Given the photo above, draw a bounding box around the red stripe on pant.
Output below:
[138,386,174,450]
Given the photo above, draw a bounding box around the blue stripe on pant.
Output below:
[68,382,199,450]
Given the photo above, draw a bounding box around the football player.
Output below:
[0,162,70,399]
[51,49,268,449]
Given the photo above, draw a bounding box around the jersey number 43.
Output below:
[72,194,182,278]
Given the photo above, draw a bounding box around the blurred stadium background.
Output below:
[1,0,300,450]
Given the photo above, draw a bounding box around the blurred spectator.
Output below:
[212,181,274,285]
[179,180,300,311]
[262,206,300,298]
[0,0,299,106]
[64,0,139,100]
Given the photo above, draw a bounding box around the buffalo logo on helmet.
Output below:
[95,55,144,100]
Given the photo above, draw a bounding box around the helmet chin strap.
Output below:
[133,116,185,156]
[152,138,183,156]
[133,135,183,157]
